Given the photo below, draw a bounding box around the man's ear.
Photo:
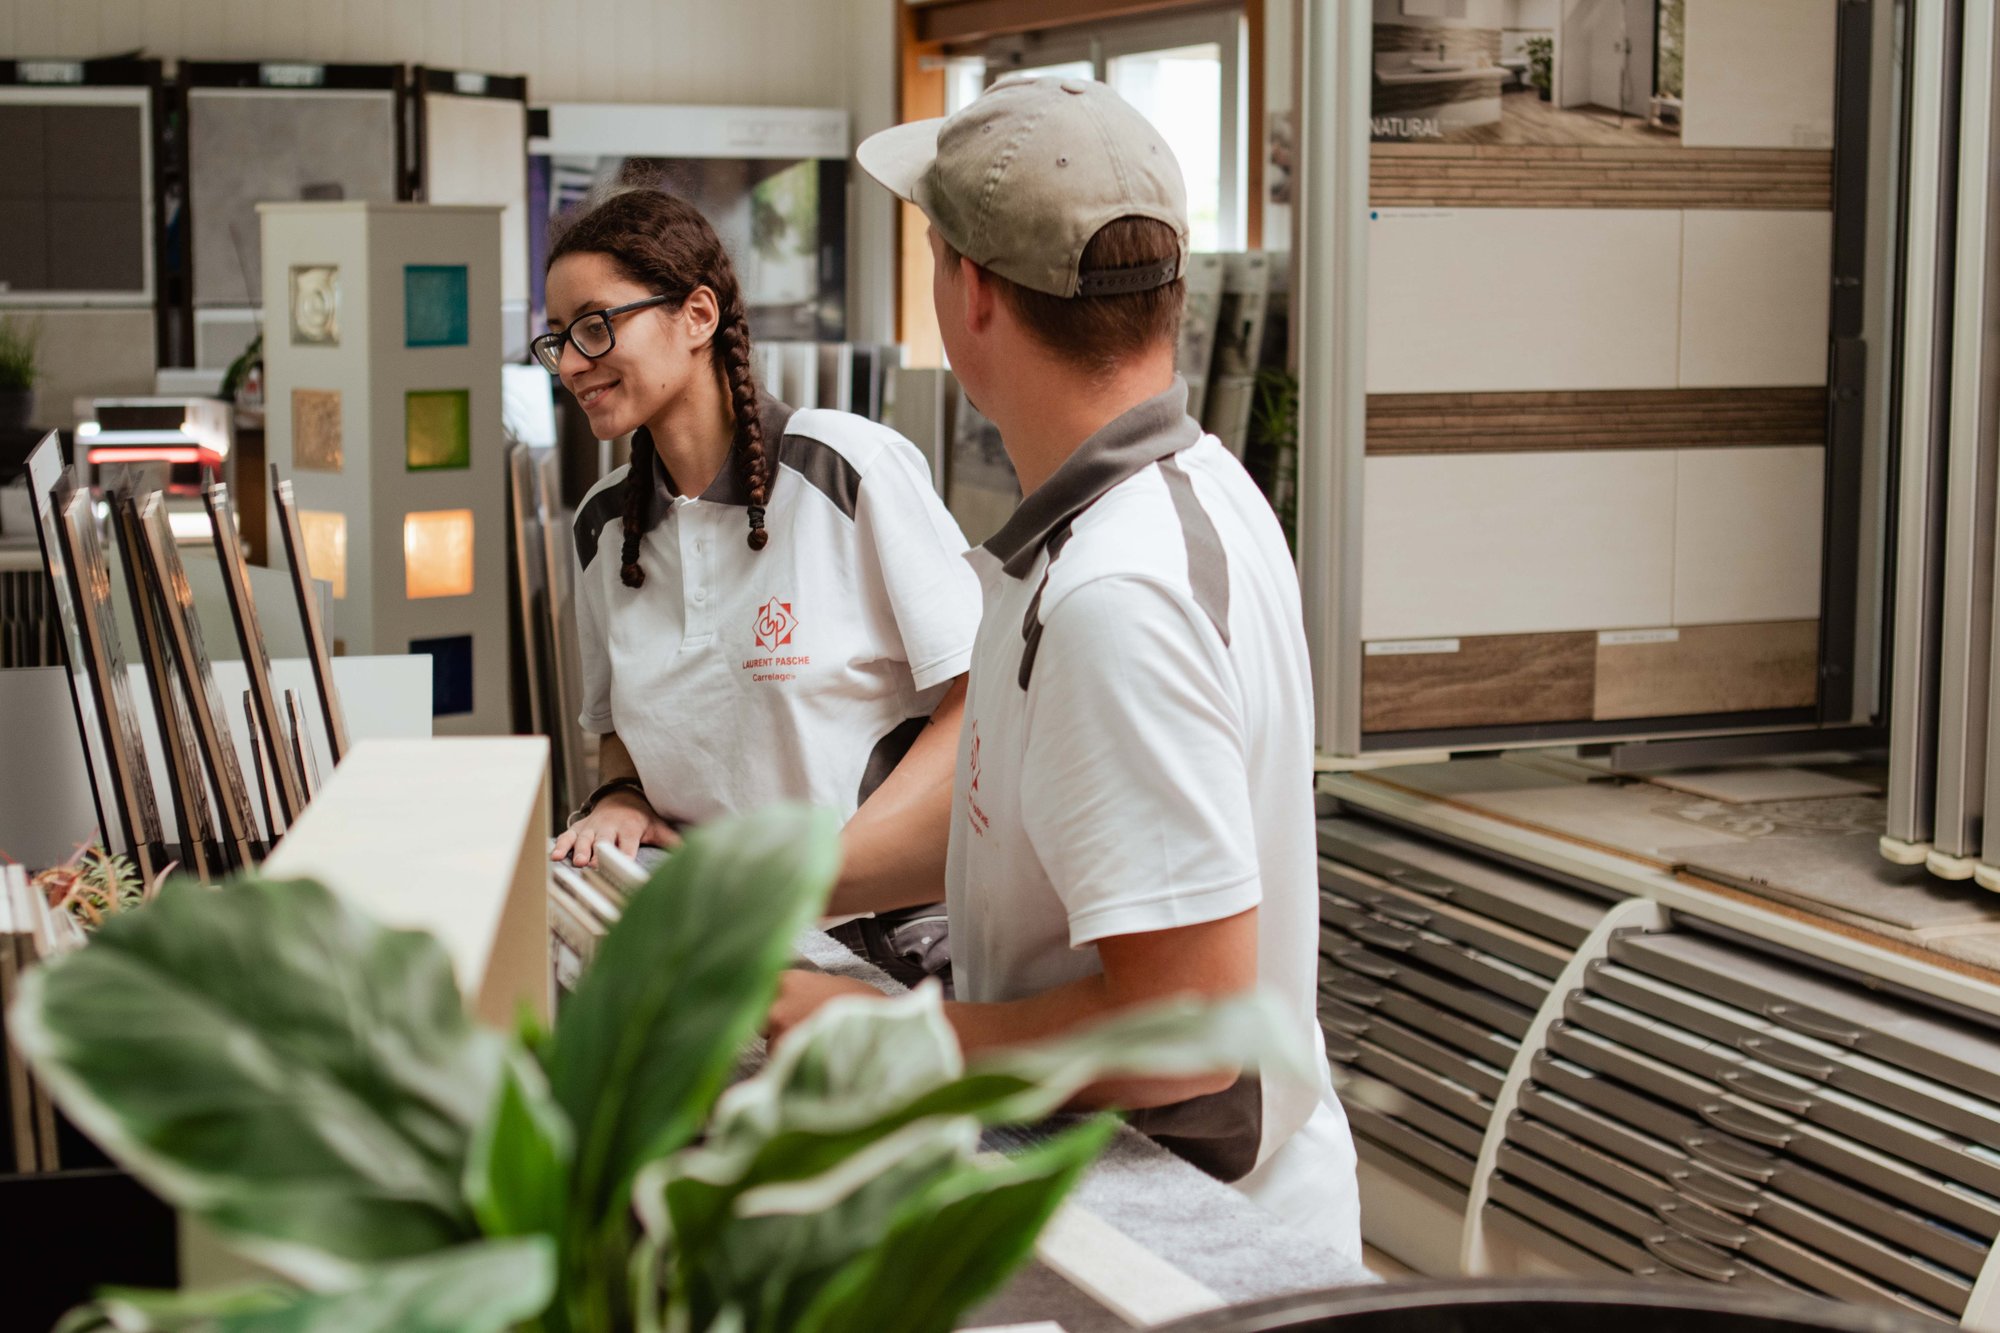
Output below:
[960,256,999,335]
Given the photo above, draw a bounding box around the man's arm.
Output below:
[770,906,1256,1110]
[828,675,966,917]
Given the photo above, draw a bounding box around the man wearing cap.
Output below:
[769,76,1360,1258]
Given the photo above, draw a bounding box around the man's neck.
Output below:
[644,367,735,499]
[995,351,1177,496]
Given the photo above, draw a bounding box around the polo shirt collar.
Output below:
[982,376,1201,579]
[636,391,797,515]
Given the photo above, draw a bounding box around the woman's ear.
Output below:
[681,284,723,350]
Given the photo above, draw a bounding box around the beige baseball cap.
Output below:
[857,75,1190,300]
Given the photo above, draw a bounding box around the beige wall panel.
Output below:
[1674,445,1825,624]
[1366,207,1684,394]
[1361,450,1677,640]
[1594,620,1820,719]
[1679,210,1832,388]
[1681,0,1837,150]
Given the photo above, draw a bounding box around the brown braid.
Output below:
[546,185,772,583]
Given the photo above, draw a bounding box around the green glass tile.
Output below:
[405,388,471,471]
[404,263,468,347]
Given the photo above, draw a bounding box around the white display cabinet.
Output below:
[259,202,509,737]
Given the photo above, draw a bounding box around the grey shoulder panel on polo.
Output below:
[777,431,863,520]
[1158,454,1231,646]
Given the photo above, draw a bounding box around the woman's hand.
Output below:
[551,789,681,867]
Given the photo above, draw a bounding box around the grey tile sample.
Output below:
[1666,831,2000,933]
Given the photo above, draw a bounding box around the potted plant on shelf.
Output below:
[14,804,1292,1333]
[0,315,39,432]
[1526,36,1554,102]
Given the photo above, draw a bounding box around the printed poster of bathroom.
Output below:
[1372,0,1696,147]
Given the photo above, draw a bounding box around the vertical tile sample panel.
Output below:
[405,389,472,471]
[1681,0,1837,149]
[1363,633,1596,733]
[29,308,156,430]
[1674,446,1825,624]
[404,509,475,600]
[422,95,528,308]
[1362,451,1678,640]
[1366,209,1683,395]
[410,634,474,716]
[1595,621,1820,720]
[1679,211,1832,388]
[291,388,344,472]
[404,263,470,347]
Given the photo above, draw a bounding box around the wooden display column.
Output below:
[258,201,509,737]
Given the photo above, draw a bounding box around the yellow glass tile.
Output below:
[297,509,347,600]
[404,508,474,600]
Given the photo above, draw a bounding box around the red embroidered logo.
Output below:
[754,598,798,650]
[969,725,982,794]
[965,721,990,835]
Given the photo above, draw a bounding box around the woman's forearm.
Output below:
[830,676,965,916]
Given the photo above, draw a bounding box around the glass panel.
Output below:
[289,264,340,345]
[405,388,472,471]
[409,634,474,716]
[404,263,470,347]
[945,57,988,115]
[297,509,347,600]
[404,509,474,600]
[1109,43,1224,251]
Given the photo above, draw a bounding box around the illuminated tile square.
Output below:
[405,388,471,471]
[404,263,469,347]
[409,633,473,716]
[289,264,339,345]
[297,509,347,600]
[404,508,474,599]
[291,387,343,472]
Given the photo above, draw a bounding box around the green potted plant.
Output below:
[1247,368,1299,558]
[14,804,1292,1333]
[1525,36,1554,101]
[0,315,39,431]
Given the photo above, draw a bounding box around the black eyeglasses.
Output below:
[532,295,674,374]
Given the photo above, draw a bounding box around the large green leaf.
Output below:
[548,804,840,1222]
[61,1239,555,1333]
[10,878,504,1287]
[465,1045,572,1241]
[793,1118,1118,1333]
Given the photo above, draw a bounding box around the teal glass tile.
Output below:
[404,263,469,347]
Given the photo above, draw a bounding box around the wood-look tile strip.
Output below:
[1371,144,1832,210]
[1362,632,1596,733]
[1366,388,1826,455]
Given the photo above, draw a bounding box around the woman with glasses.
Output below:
[541,187,978,983]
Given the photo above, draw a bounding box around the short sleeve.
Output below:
[855,437,983,691]
[1019,575,1261,946]
[573,523,614,735]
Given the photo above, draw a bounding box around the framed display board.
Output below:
[528,103,849,344]
[1299,0,1882,758]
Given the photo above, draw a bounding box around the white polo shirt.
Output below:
[946,378,1356,1249]
[573,396,980,824]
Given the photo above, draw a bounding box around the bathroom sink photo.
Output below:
[1411,56,1469,71]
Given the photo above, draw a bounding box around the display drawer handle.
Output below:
[1347,919,1417,951]
[1671,1167,1762,1214]
[1697,1101,1793,1149]
[1317,1004,1372,1036]
[1384,867,1458,898]
[1720,1069,1815,1115]
[1364,895,1434,927]
[1643,1232,1741,1283]
[1739,1038,1835,1082]
[1336,948,1400,981]
[1321,976,1384,1008]
[1765,1003,1863,1046]
[1655,1199,1751,1250]
[1323,1036,1362,1064]
[1682,1133,1778,1181]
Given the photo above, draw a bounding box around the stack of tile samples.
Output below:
[1316,817,1611,1202]
[1494,925,2000,1319]
[0,865,85,1173]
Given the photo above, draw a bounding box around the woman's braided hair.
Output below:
[547,188,770,588]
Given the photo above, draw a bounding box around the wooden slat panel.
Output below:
[1366,388,1826,455]
[1371,144,1832,211]
[913,0,1203,46]
[1594,621,1820,720]
[1363,633,1596,733]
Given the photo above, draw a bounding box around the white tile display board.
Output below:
[260,202,509,738]
[1673,445,1827,625]
[1679,210,1834,388]
[1681,0,1839,150]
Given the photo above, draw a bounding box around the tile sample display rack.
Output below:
[1296,0,1885,757]
[1319,771,2000,1328]
[260,200,510,738]
[1881,0,2000,889]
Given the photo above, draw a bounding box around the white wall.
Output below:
[0,0,902,342]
